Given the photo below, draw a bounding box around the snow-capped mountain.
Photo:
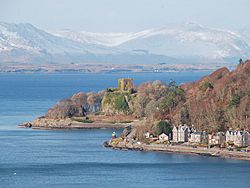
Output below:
[0,22,250,64]
[119,23,250,59]
[0,22,113,63]
[52,23,250,60]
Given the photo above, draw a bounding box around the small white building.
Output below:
[159,133,169,141]
[144,132,150,139]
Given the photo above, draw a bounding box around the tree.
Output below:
[154,120,172,135]
[239,58,243,64]
[229,94,240,107]
[180,107,190,124]
[199,81,213,91]
[145,99,158,117]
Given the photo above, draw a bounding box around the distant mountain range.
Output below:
[0,22,250,64]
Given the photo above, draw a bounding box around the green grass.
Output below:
[72,118,94,123]
[82,119,94,123]
[94,112,105,116]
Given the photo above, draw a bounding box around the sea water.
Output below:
[0,72,249,188]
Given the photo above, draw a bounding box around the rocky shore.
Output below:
[105,140,250,161]
[19,117,130,130]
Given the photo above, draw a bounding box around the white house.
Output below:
[159,133,169,141]
[226,130,235,143]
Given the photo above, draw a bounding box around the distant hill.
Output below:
[0,22,250,64]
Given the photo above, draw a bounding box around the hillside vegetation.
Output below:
[45,60,250,133]
[175,60,250,132]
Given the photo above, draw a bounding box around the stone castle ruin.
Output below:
[118,78,134,92]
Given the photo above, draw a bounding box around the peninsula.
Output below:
[20,60,250,160]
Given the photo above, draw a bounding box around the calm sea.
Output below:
[0,72,250,188]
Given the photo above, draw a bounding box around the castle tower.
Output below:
[118,78,134,92]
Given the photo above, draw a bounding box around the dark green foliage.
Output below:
[154,120,172,135]
[239,58,243,64]
[102,91,130,113]
[135,80,186,119]
[162,83,183,107]
[107,88,117,92]
[114,94,129,111]
[180,107,190,124]
[82,119,94,123]
[128,88,136,94]
[199,81,214,91]
[168,80,177,87]
[94,112,105,115]
[102,79,185,117]
[158,87,183,112]
[229,94,241,107]
[120,120,133,123]
[71,118,94,123]
[176,87,185,96]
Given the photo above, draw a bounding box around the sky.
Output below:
[0,0,249,32]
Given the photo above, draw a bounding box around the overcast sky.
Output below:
[0,0,249,32]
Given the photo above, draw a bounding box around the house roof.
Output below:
[159,133,168,136]
[227,130,249,136]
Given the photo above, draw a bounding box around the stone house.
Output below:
[208,132,226,146]
[172,125,190,142]
[159,133,169,141]
[189,131,208,144]
[226,130,249,147]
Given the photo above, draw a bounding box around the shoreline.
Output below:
[18,117,250,161]
[105,141,250,161]
[0,62,224,74]
[19,117,130,130]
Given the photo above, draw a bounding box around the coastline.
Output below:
[18,117,250,161]
[105,141,250,161]
[19,117,130,130]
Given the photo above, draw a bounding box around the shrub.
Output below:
[72,118,94,123]
[199,81,214,91]
[94,112,105,115]
[111,138,123,145]
[180,107,190,124]
[82,119,94,123]
[120,120,133,123]
[107,88,117,92]
[102,92,130,114]
[229,94,240,107]
[114,94,129,112]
